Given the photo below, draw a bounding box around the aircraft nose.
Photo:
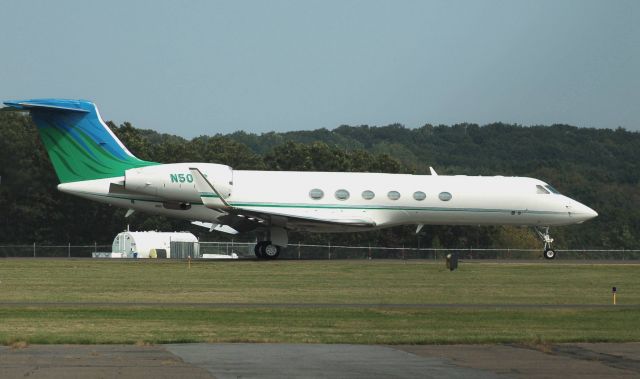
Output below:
[581,207,598,221]
[569,200,598,222]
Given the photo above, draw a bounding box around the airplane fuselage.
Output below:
[58,163,597,233]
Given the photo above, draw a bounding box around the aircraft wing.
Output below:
[189,167,376,232]
[191,221,239,234]
[189,167,231,209]
[230,208,374,228]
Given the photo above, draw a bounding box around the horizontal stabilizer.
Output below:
[4,99,90,113]
[189,167,231,209]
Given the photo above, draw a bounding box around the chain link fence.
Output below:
[0,244,111,258]
[0,242,639,260]
[196,242,640,260]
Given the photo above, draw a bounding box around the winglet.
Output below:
[189,167,232,209]
[429,166,438,176]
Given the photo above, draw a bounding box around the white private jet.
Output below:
[3,99,597,259]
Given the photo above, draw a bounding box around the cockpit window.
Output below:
[536,185,550,194]
[545,185,561,194]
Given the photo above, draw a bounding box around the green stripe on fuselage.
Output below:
[199,192,220,198]
[70,190,564,215]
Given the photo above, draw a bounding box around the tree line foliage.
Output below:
[0,109,637,249]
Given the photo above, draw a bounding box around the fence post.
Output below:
[368,243,371,260]
[298,242,301,260]
[328,241,331,260]
[94,242,97,255]
[68,242,71,258]
[402,244,405,261]
[33,242,36,258]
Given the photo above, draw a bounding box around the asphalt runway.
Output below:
[0,301,638,309]
[1,343,639,378]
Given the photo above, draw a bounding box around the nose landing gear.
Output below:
[543,248,556,260]
[535,226,556,260]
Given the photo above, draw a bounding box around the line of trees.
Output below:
[0,110,637,249]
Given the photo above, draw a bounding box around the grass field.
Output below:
[0,259,639,344]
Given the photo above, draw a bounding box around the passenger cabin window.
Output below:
[387,191,401,200]
[335,189,350,200]
[362,190,375,200]
[545,185,561,194]
[309,188,324,200]
[438,192,452,201]
[413,191,426,201]
[536,185,550,194]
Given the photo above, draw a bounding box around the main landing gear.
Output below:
[254,227,287,260]
[534,226,556,260]
[254,241,281,260]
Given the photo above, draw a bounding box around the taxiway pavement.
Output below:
[1,342,639,378]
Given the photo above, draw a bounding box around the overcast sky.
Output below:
[1,1,637,137]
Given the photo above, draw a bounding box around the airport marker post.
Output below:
[612,287,617,305]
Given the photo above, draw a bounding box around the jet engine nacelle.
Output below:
[124,163,233,202]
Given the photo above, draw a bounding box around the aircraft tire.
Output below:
[544,248,556,260]
[261,242,280,259]
[254,242,266,259]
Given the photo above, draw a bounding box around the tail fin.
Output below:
[3,99,157,183]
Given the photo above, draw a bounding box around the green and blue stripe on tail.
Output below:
[3,99,158,183]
